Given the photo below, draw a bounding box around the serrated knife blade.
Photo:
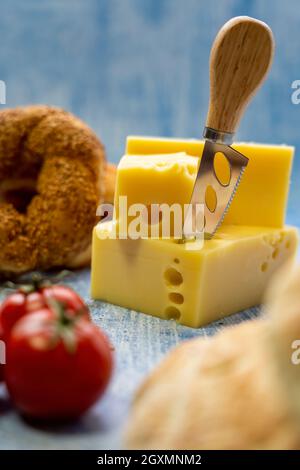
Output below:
[183,141,248,239]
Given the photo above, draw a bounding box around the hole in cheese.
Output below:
[164,306,181,320]
[261,262,268,272]
[272,247,279,259]
[164,267,183,286]
[285,240,291,249]
[169,292,184,305]
[205,185,217,212]
[173,258,180,264]
[213,152,231,187]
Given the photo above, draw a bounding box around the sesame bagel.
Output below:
[0,105,107,274]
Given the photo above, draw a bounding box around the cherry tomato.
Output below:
[0,291,27,340]
[5,306,113,420]
[42,285,90,319]
[0,285,90,340]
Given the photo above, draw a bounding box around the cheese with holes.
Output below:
[114,153,198,236]
[125,136,294,228]
[91,222,298,327]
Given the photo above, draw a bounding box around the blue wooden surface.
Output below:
[0,0,299,450]
[0,270,261,450]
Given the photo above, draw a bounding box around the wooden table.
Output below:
[0,268,260,449]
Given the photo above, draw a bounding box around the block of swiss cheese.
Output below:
[125,136,294,228]
[91,222,298,327]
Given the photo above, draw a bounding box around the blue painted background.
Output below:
[0,0,299,222]
[0,0,300,450]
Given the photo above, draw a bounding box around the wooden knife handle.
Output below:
[206,16,275,134]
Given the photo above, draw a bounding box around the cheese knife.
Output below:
[183,16,275,240]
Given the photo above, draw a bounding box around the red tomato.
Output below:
[42,285,90,319]
[0,291,27,340]
[5,307,113,420]
[0,285,90,340]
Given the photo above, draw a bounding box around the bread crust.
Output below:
[125,260,300,452]
[0,105,106,273]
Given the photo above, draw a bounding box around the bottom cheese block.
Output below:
[91,223,298,328]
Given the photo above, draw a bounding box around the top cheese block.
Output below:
[125,136,294,228]
[114,152,198,238]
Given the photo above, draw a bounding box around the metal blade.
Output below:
[183,140,249,239]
